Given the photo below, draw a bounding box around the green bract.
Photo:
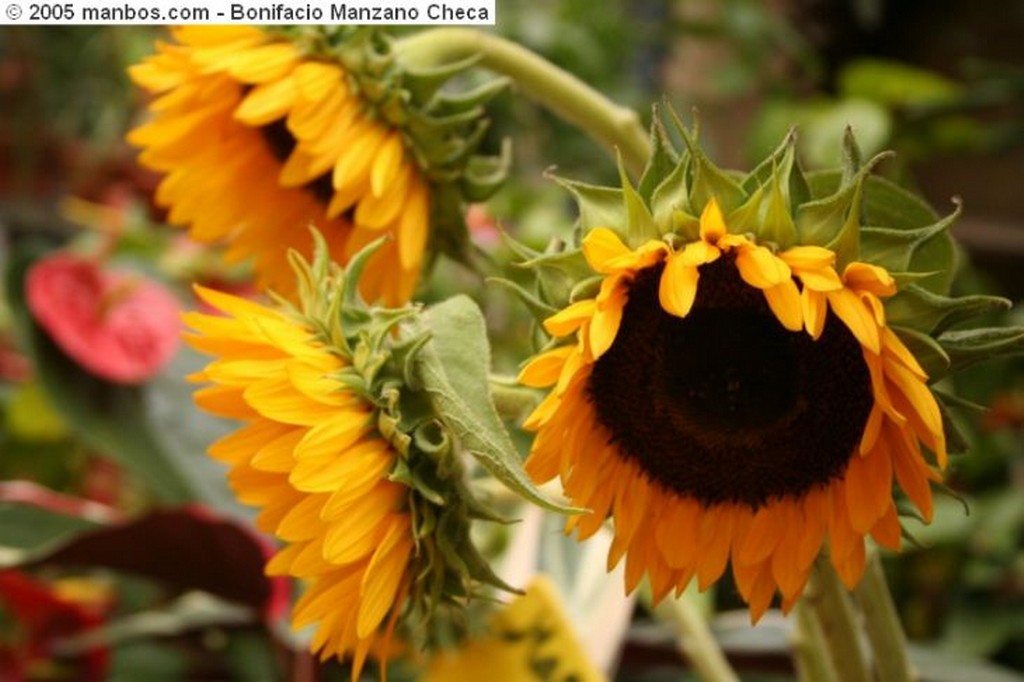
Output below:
[274,26,512,266]
[281,234,573,645]
[505,109,1022,455]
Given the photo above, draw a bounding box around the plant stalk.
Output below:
[854,549,916,682]
[806,557,872,682]
[396,28,651,176]
[655,593,740,682]
[792,600,839,682]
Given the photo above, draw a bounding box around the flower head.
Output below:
[185,237,516,675]
[516,117,1010,619]
[26,253,181,384]
[129,27,506,305]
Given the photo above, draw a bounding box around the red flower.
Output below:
[26,253,181,384]
[0,571,110,682]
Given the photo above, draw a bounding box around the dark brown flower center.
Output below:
[587,255,873,509]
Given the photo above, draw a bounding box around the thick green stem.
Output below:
[806,558,872,682]
[792,601,839,682]
[654,593,739,682]
[854,550,916,682]
[396,28,651,176]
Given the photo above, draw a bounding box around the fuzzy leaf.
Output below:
[885,286,1011,335]
[938,327,1024,373]
[860,201,959,276]
[416,296,578,514]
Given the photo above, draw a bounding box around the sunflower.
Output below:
[185,240,523,675]
[185,284,414,671]
[129,26,429,305]
[513,121,1005,620]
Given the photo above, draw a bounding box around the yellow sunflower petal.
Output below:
[658,253,700,318]
[543,299,597,338]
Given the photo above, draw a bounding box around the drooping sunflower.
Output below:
[185,241,518,675]
[515,119,1011,619]
[130,26,503,305]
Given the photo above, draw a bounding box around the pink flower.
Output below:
[26,254,181,384]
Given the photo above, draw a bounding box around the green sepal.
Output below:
[936,397,972,456]
[726,183,767,236]
[488,277,557,325]
[860,208,958,274]
[932,388,987,414]
[515,247,591,310]
[569,275,604,302]
[651,156,698,239]
[794,151,890,263]
[937,327,1024,373]
[893,326,951,379]
[460,138,512,203]
[415,296,580,514]
[885,285,1011,335]
[402,53,484,103]
[761,165,799,248]
[637,113,679,204]
[551,174,625,233]
[666,107,746,212]
[434,506,522,596]
[742,129,811,215]
[431,77,510,116]
[618,152,660,246]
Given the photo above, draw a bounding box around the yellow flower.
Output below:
[185,285,413,674]
[129,26,429,305]
[520,199,945,621]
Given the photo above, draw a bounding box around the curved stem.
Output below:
[655,592,740,682]
[396,28,651,177]
[854,550,916,682]
[806,557,872,682]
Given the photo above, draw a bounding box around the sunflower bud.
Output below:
[129,26,508,306]
[511,108,1020,620]
[184,236,542,677]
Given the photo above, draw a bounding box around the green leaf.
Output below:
[839,58,962,107]
[0,501,99,557]
[416,296,579,514]
[885,285,1011,335]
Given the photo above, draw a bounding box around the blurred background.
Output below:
[0,1,1022,679]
